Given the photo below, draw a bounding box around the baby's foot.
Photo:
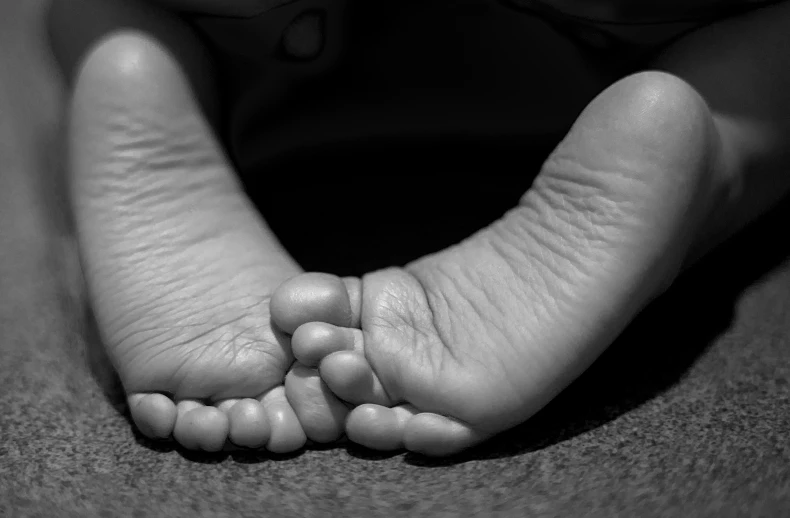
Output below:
[273,72,727,455]
[57,2,326,452]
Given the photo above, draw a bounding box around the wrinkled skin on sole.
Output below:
[48,0,352,452]
[272,72,727,456]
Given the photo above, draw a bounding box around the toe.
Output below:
[128,393,177,440]
[284,364,348,444]
[270,273,355,334]
[402,413,486,457]
[292,322,359,367]
[173,400,230,452]
[320,351,392,406]
[260,386,307,453]
[216,398,240,414]
[341,277,362,328]
[345,404,416,451]
[225,398,270,449]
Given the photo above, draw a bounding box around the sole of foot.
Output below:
[272,71,723,456]
[54,0,333,453]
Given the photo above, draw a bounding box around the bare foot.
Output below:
[52,0,345,452]
[272,72,727,455]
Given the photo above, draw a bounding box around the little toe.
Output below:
[226,398,271,449]
[402,413,486,457]
[320,351,392,407]
[345,404,416,451]
[284,364,348,444]
[128,393,177,440]
[292,322,360,367]
[270,273,355,334]
[260,386,307,454]
[173,400,230,452]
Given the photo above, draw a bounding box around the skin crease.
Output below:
[10,0,790,455]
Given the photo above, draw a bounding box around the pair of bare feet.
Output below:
[85,70,724,457]
[53,0,738,456]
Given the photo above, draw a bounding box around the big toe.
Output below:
[270,273,361,334]
[261,386,308,454]
[284,364,348,444]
